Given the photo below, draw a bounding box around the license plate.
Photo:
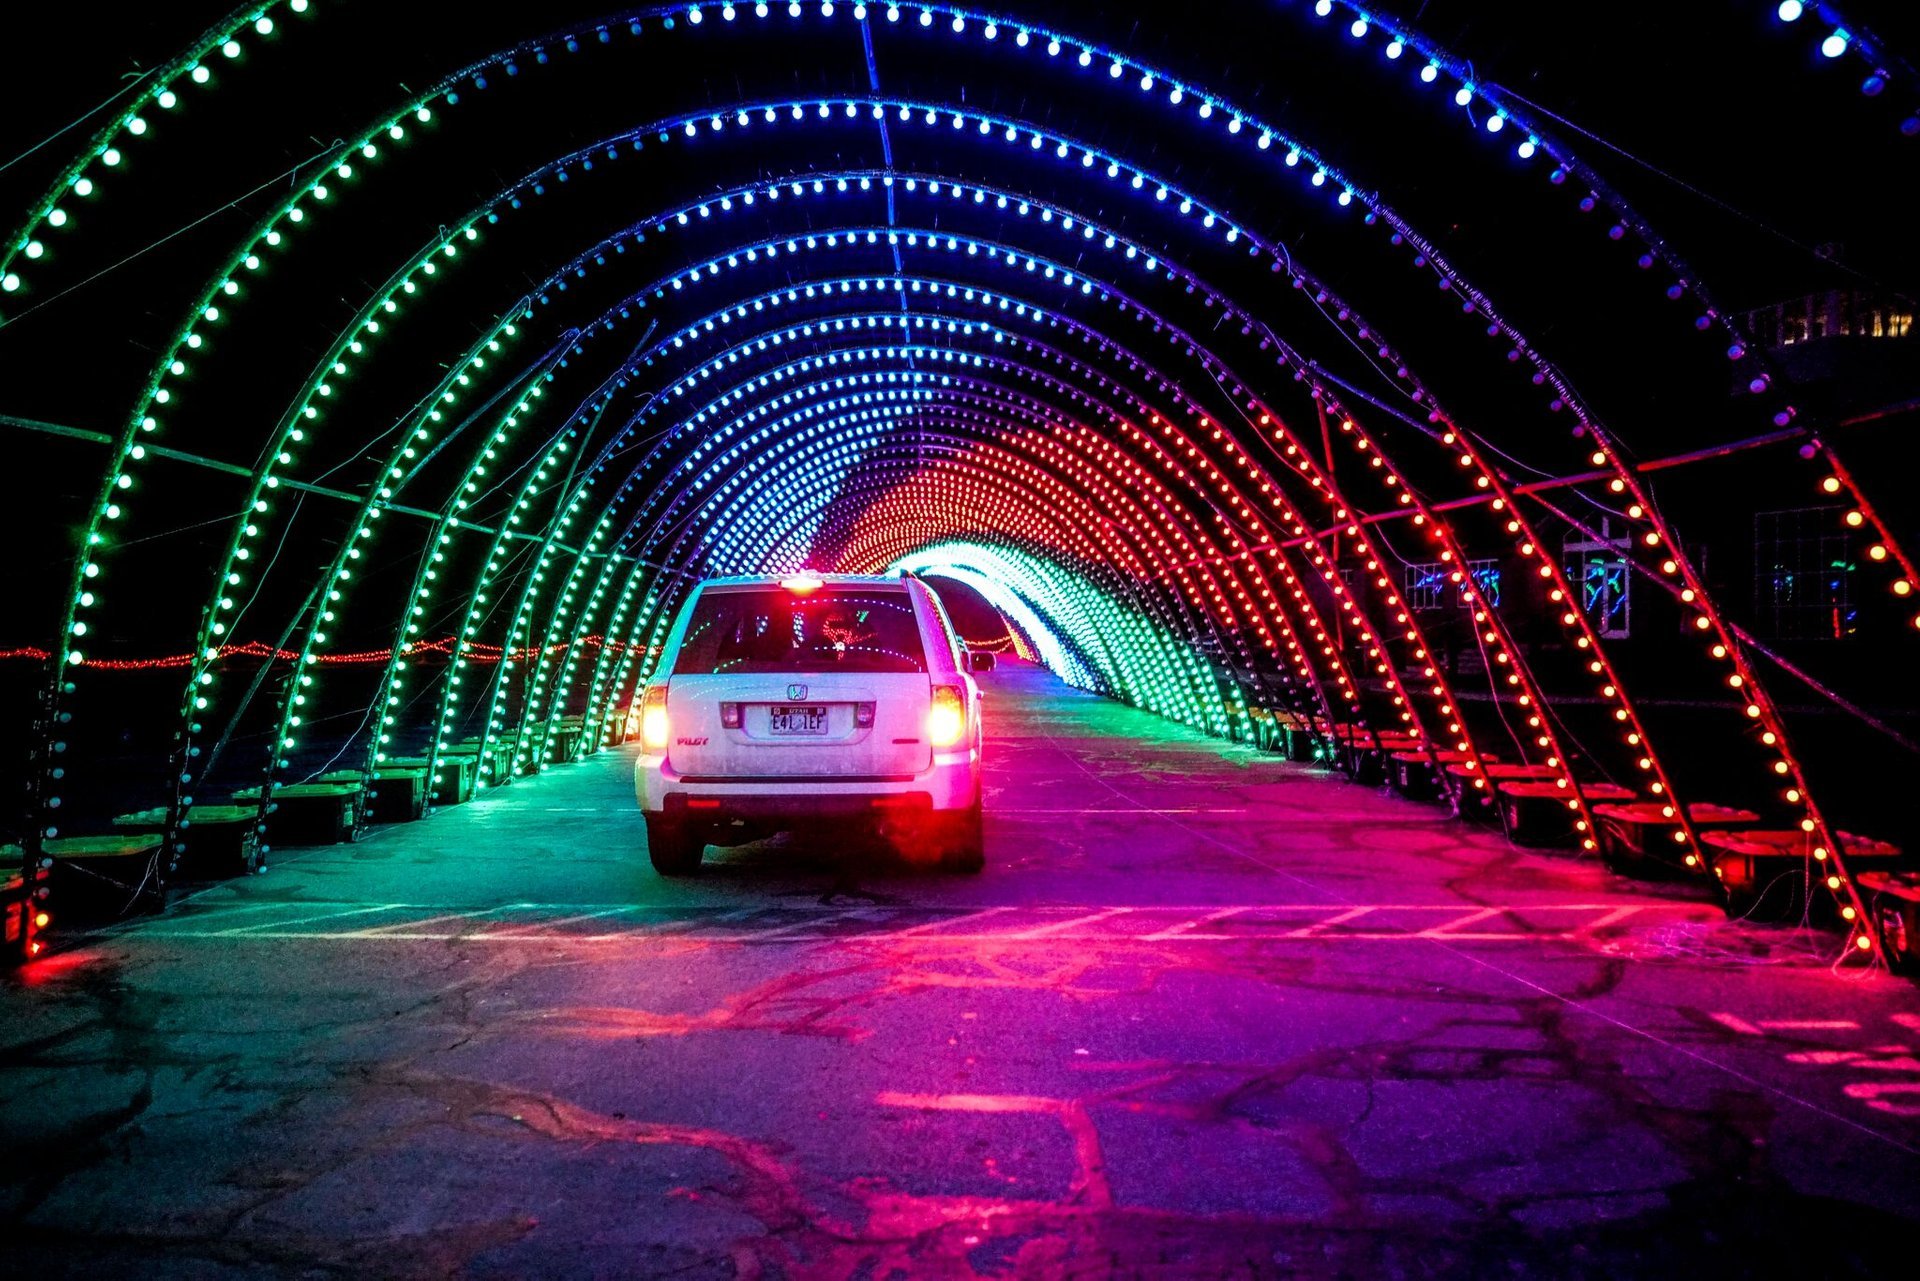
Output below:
[769,705,828,735]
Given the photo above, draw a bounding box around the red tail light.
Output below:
[720,702,742,729]
[928,685,966,748]
[640,685,670,750]
[855,702,876,728]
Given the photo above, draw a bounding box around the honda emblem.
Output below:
[787,683,807,701]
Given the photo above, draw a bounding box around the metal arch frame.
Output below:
[565,332,1368,739]
[564,361,1336,745]
[486,264,1548,784]
[295,242,1620,833]
[559,297,1389,743]
[11,13,1892,958]
[694,438,1155,703]
[26,113,1683,822]
[0,0,330,304]
[123,215,1712,883]
[632,377,1284,729]
[520,248,1479,744]
[640,425,1235,729]
[610,364,1351,729]
[179,144,1735,867]
[318,195,1873,918]
[711,400,1275,728]
[318,235,1367,802]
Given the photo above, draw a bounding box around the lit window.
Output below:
[1403,562,1447,611]
[1466,559,1501,607]
[1755,507,1856,640]
[1565,528,1631,639]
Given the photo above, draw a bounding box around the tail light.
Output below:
[928,684,966,748]
[640,685,670,750]
[720,702,742,729]
[855,702,875,728]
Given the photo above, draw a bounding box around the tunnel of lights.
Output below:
[3,0,1915,964]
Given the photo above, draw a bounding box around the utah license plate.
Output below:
[769,705,828,735]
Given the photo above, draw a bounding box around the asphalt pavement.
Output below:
[6,660,1920,1277]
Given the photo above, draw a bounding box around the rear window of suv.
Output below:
[673,586,928,675]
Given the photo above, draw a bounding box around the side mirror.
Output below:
[968,650,997,672]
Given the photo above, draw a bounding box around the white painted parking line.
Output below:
[1574,906,1643,932]
[748,908,897,941]
[1004,907,1133,939]
[868,906,1018,939]
[1284,906,1374,938]
[209,904,409,936]
[136,901,1719,947]
[342,906,515,936]
[136,927,1604,944]
[468,906,636,938]
[575,906,768,941]
[1418,907,1504,937]
[1141,906,1248,941]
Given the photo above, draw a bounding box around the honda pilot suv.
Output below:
[633,573,992,875]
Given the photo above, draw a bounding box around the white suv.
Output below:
[633,572,992,875]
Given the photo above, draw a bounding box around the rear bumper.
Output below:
[662,791,935,824]
[635,748,979,820]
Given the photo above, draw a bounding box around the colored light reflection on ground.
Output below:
[4,663,1917,1275]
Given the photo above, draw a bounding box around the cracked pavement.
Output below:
[5,662,1920,1277]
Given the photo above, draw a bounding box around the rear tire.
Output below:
[939,803,985,875]
[646,817,704,876]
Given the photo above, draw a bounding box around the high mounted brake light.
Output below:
[781,574,824,595]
